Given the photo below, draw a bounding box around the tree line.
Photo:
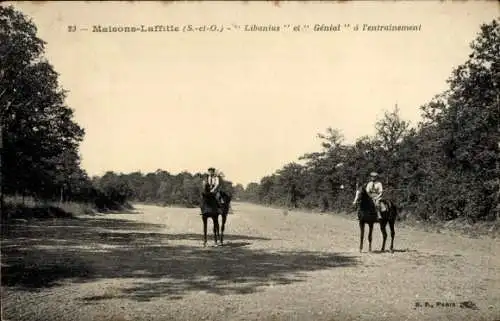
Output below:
[237,19,500,223]
[91,170,235,208]
[2,6,498,223]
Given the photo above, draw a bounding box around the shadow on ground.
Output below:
[2,202,141,225]
[2,215,359,302]
[3,204,77,220]
[370,248,414,254]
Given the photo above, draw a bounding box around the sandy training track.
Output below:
[2,202,500,321]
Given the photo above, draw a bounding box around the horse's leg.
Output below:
[214,215,220,243]
[212,215,219,245]
[368,222,374,253]
[359,220,365,253]
[202,215,208,247]
[216,215,221,244]
[380,220,388,252]
[389,219,396,253]
[220,214,227,246]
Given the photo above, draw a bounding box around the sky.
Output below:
[7,1,499,186]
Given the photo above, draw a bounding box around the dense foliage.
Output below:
[239,19,500,222]
[2,6,498,223]
[1,6,93,204]
[91,170,235,208]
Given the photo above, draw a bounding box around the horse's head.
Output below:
[201,180,211,197]
[353,183,365,203]
[355,183,375,210]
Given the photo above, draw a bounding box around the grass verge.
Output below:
[2,195,96,222]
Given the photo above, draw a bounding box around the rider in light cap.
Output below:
[366,172,383,220]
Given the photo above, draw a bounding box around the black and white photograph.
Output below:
[1,1,499,320]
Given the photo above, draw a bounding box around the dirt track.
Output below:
[2,202,500,321]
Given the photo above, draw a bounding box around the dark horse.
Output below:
[354,184,398,253]
[200,183,232,247]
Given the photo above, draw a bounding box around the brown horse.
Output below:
[200,183,232,247]
[354,184,398,253]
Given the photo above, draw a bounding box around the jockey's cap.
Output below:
[370,172,378,177]
[208,167,215,172]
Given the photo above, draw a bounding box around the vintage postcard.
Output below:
[1,1,499,321]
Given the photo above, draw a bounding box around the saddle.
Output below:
[379,199,388,212]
